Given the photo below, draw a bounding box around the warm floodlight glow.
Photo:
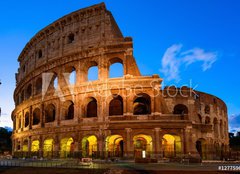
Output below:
[133,134,152,158]
[105,135,123,157]
[43,139,54,158]
[82,135,97,157]
[162,134,182,157]
[60,137,74,158]
[31,140,40,152]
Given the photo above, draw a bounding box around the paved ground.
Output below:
[0,160,240,174]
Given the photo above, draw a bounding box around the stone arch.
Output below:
[60,137,74,158]
[22,139,28,152]
[67,33,75,44]
[109,95,123,116]
[35,77,42,95]
[64,66,76,85]
[205,116,211,124]
[133,93,151,115]
[198,114,202,123]
[205,105,210,114]
[220,119,223,138]
[108,57,124,78]
[25,84,32,99]
[82,135,98,157]
[62,100,74,120]
[213,117,218,137]
[33,108,41,125]
[196,138,207,159]
[20,90,24,103]
[87,61,98,81]
[24,112,30,127]
[162,134,182,158]
[43,138,54,158]
[31,140,40,152]
[173,104,188,115]
[38,49,43,59]
[86,97,97,118]
[133,134,153,158]
[45,104,56,123]
[105,135,124,157]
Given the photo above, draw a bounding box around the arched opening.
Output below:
[62,101,74,120]
[60,137,74,158]
[196,138,206,160]
[198,114,202,123]
[82,135,97,157]
[173,104,188,115]
[105,135,124,157]
[162,134,182,158]
[33,108,40,125]
[21,90,24,103]
[87,62,98,81]
[213,118,218,137]
[43,138,54,158]
[45,104,56,123]
[22,140,28,152]
[133,93,151,115]
[220,120,223,138]
[133,134,152,158]
[109,95,123,116]
[25,84,32,99]
[35,78,42,95]
[205,116,210,124]
[109,58,124,78]
[31,140,40,153]
[205,105,210,114]
[86,98,97,118]
[53,76,58,89]
[24,112,30,127]
[38,49,43,59]
[69,68,76,85]
[67,33,75,44]
[17,116,21,130]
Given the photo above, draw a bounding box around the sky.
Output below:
[0,0,239,131]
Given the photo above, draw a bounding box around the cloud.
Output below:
[229,114,240,133]
[160,44,217,81]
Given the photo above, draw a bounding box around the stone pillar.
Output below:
[39,136,43,158]
[29,106,33,129]
[153,128,161,159]
[124,128,133,158]
[28,137,32,157]
[184,126,198,157]
[41,103,44,128]
[98,59,108,81]
[54,135,60,158]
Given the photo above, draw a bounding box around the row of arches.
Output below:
[18,133,182,159]
[16,94,154,129]
[17,59,124,105]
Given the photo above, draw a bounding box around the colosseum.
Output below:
[12,3,229,161]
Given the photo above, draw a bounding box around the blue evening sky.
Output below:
[0,0,239,130]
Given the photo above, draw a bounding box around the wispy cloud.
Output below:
[229,114,240,134]
[160,44,218,81]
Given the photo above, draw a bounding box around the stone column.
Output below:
[41,103,45,128]
[184,126,198,157]
[39,136,43,158]
[98,59,108,81]
[153,128,161,159]
[28,136,32,157]
[29,106,33,129]
[124,128,133,158]
[54,135,60,158]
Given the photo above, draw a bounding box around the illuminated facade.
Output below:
[12,3,229,160]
